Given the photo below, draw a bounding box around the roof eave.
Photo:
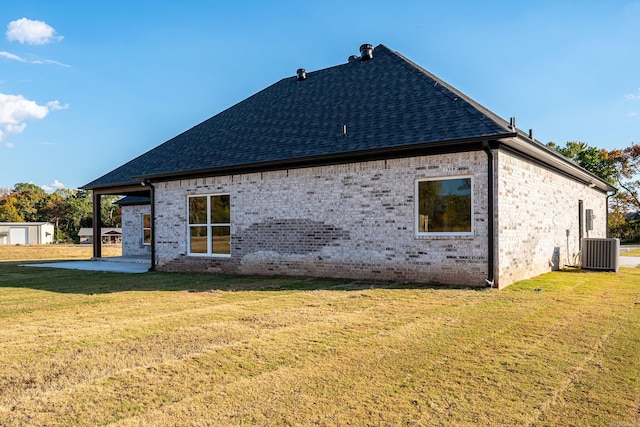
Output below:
[501,135,617,193]
[134,134,517,183]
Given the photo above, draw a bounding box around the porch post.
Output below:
[92,191,102,258]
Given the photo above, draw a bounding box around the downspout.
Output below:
[606,189,618,238]
[482,141,496,287]
[145,180,156,271]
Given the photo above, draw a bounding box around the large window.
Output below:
[188,194,231,256]
[416,176,472,235]
[142,213,151,245]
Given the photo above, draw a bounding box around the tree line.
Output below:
[547,141,640,242]
[0,183,120,243]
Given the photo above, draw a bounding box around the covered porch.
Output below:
[89,183,155,269]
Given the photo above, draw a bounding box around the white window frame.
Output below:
[415,175,474,237]
[187,194,231,257]
[142,213,151,246]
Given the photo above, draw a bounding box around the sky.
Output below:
[1,0,639,192]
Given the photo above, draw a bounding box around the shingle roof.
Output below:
[114,196,150,206]
[83,44,515,189]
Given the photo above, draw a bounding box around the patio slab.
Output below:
[22,260,150,274]
[618,256,640,268]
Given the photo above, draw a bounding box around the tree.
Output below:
[12,183,49,222]
[63,190,93,241]
[547,141,616,184]
[0,194,24,222]
[101,195,122,228]
[607,143,640,212]
[42,189,70,241]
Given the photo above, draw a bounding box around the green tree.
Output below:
[547,141,616,184]
[101,195,122,228]
[12,183,49,222]
[63,190,93,242]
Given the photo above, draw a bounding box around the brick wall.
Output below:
[496,150,608,287]
[153,152,492,286]
[151,149,609,287]
[121,204,151,257]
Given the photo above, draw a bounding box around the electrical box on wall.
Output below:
[585,209,594,231]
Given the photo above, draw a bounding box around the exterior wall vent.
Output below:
[581,238,619,272]
[359,44,373,61]
[296,68,307,81]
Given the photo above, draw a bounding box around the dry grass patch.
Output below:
[0,244,121,261]
[0,263,638,426]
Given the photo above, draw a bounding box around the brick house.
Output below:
[82,44,615,288]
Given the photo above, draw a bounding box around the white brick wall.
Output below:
[496,150,607,287]
[121,204,151,256]
[148,148,609,288]
[154,152,491,286]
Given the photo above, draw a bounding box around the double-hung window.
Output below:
[142,213,152,245]
[188,194,231,256]
[416,176,473,236]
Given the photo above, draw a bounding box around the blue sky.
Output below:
[1,0,639,191]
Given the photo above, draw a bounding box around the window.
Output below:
[188,194,231,256]
[416,176,472,235]
[142,213,151,245]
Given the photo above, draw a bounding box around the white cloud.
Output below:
[0,51,23,61]
[3,142,13,148]
[0,50,71,67]
[36,59,71,68]
[47,100,69,111]
[629,112,638,117]
[6,18,63,45]
[625,88,640,100]
[41,179,65,192]
[0,92,68,142]
[5,122,26,133]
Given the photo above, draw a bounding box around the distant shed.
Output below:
[0,222,54,245]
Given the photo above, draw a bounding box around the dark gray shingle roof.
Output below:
[84,44,514,189]
[114,196,150,206]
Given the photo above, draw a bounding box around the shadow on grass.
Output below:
[0,262,482,295]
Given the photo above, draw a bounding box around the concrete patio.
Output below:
[22,255,151,274]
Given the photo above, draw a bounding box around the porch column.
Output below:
[92,191,102,258]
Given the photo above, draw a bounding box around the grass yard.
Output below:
[0,263,638,426]
[0,244,121,261]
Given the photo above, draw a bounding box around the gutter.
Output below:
[482,141,496,288]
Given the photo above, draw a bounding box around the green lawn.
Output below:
[0,262,639,426]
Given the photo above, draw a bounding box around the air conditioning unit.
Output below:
[581,238,619,272]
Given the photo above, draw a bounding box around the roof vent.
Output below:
[348,54,359,63]
[296,68,307,81]
[359,44,373,61]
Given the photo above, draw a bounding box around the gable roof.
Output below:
[83,44,517,189]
